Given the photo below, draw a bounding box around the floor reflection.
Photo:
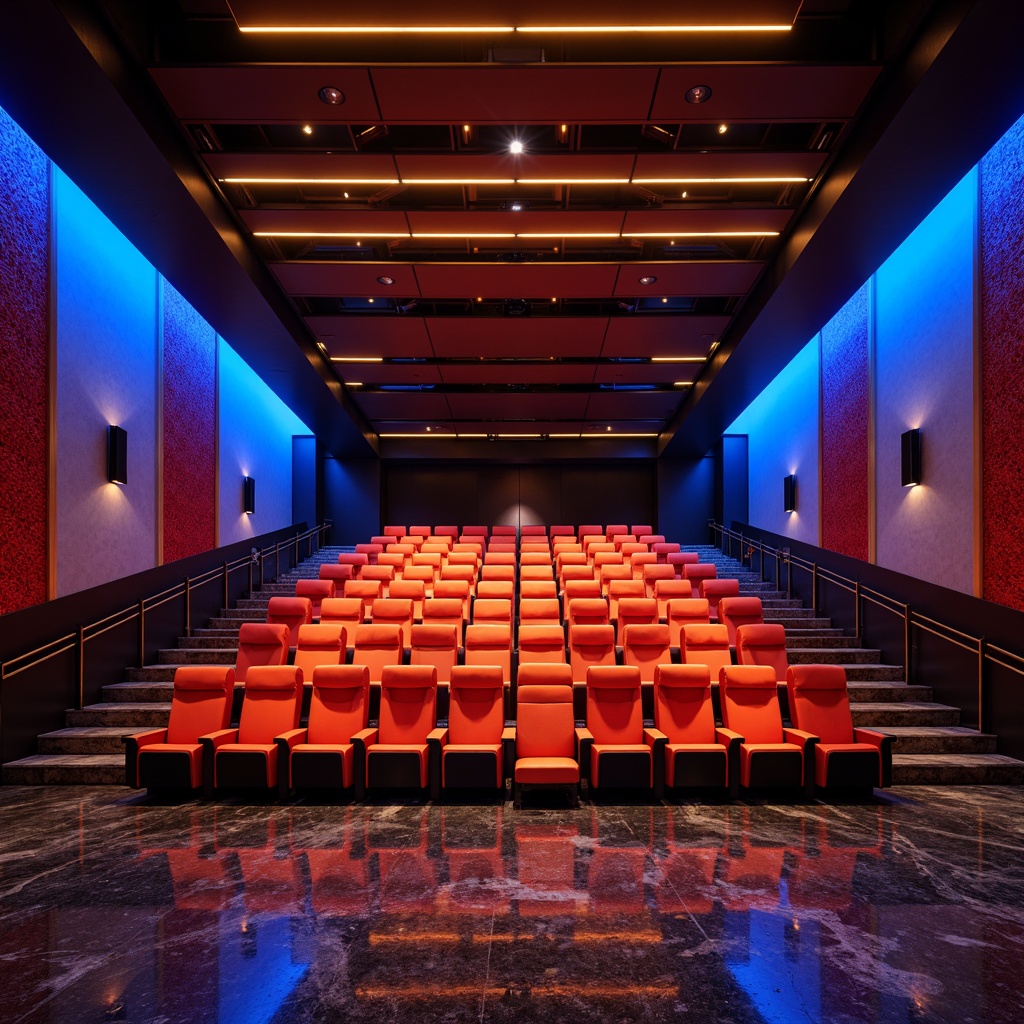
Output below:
[1,786,1024,1022]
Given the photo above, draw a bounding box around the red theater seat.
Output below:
[621,623,672,684]
[608,578,645,622]
[736,623,790,682]
[477,579,515,602]
[517,624,567,666]
[666,598,711,648]
[409,623,459,685]
[234,622,289,683]
[422,596,466,644]
[319,563,354,586]
[388,578,425,620]
[292,623,346,679]
[437,665,511,794]
[513,682,579,808]
[719,596,764,647]
[125,666,234,791]
[654,578,693,619]
[684,563,718,593]
[615,597,658,645]
[319,597,363,646]
[518,598,561,628]
[701,578,740,620]
[787,664,892,791]
[351,623,404,685]
[519,580,557,600]
[344,578,383,620]
[680,623,732,678]
[472,598,512,628]
[371,597,415,637]
[463,623,512,683]
[266,596,312,647]
[567,597,610,630]
[569,624,617,684]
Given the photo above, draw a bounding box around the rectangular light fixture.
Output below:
[901,428,922,487]
[783,474,796,513]
[107,425,127,484]
[243,476,256,514]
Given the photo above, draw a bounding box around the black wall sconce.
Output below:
[783,474,796,513]
[243,476,256,514]
[107,425,127,484]
[901,428,922,487]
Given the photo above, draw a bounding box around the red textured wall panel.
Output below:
[0,106,49,614]
[820,284,870,561]
[980,114,1024,612]
[162,280,216,563]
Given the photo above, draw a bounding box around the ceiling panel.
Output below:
[149,66,381,121]
[271,262,421,295]
[393,153,636,180]
[612,262,764,297]
[405,210,626,235]
[204,153,399,181]
[631,152,828,181]
[584,391,680,419]
[620,208,793,235]
[371,68,660,123]
[439,363,598,385]
[580,421,666,435]
[446,421,584,436]
[337,363,443,385]
[652,65,880,122]
[428,317,608,358]
[307,316,433,357]
[593,364,696,385]
[242,209,411,235]
[446,392,590,420]
[353,392,452,419]
[413,263,619,298]
[601,316,729,357]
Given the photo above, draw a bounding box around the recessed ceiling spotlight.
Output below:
[685,84,712,104]
[343,191,349,198]
[717,124,728,134]
[509,139,525,154]
[301,124,313,135]
[638,275,657,285]
[376,275,395,285]
[510,201,525,212]
[318,86,345,105]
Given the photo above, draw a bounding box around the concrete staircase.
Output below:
[5,544,1024,787]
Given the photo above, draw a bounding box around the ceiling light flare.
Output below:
[301,124,313,135]
[509,140,525,155]
[685,85,712,104]
[718,124,729,134]
[317,86,345,105]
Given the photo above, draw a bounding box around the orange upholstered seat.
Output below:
[642,563,676,599]
[463,623,512,682]
[701,577,741,620]
[578,665,656,793]
[433,578,471,619]
[735,623,790,681]
[208,665,303,794]
[126,665,234,792]
[266,596,312,646]
[477,579,515,602]
[513,682,580,807]
[351,623,404,684]
[292,623,346,678]
[615,597,658,645]
[787,664,892,790]
[599,563,633,596]
[371,597,415,636]
[422,596,466,644]
[654,578,693,619]
[472,598,512,627]
[364,664,439,796]
[517,624,567,665]
[569,624,617,684]
[652,664,737,798]
[608,578,645,622]
[719,596,764,647]
[388,578,426,620]
[666,599,711,648]
[234,621,289,683]
[667,551,701,576]
[621,622,672,683]
[566,597,609,629]
[438,665,510,793]
[519,580,557,600]
[680,623,733,678]
[319,597,363,646]
[629,551,657,581]
[318,563,353,586]
[720,665,815,795]
[280,664,370,798]
[409,623,459,685]
[684,563,718,593]
[344,578,383,620]
[651,542,681,563]
[518,598,561,628]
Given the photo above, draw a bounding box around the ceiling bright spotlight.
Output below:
[509,139,525,154]
[301,125,313,135]
[685,84,712,104]
[318,86,345,105]
[638,275,657,285]
[376,275,395,285]
[717,124,728,134]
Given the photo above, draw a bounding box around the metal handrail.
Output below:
[709,521,1024,733]
[1,522,331,709]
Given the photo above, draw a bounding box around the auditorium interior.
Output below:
[3,2,1024,1022]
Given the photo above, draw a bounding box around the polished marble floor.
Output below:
[1,785,1023,1024]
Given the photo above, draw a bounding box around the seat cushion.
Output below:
[291,743,354,789]
[515,756,580,784]
[138,744,202,789]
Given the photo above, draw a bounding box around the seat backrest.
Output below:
[516,684,576,760]
[651,541,681,560]
[567,597,609,628]
[234,622,290,682]
[621,623,672,682]
[378,665,437,744]
[568,624,616,683]
[616,597,658,637]
[477,580,515,602]
[266,597,312,646]
[608,578,646,621]
[586,665,643,744]
[480,564,515,585]
[461,525,489,538]
[630,524,653,538]
[448,665,505,745]
[401,564,436,589]
[652,664,715,745]
[701,577,741,616]
[484,551,516,566]
[473,598,512,625]
[319,563,353,584]
[351,623,404,683]
[638,534,665,546]
[371,598,414,634]
[549,525,574,538]
[736,623,789,682]
[412,552,443,572]
[654,578,694,619]
[720,665,785,744]
[666,551,700,576]
[611,534,637,550]
[680,623,732,677]
[307,665,369,744]
[167,666,234,744]
[519,598,561,627]
[423,597,466,642]
[237,666,302,743]
[555,551,588,573]
[562,578,602,604]
[520,564,554,582]
[434,525,459,540]
[684,563,718,588]
[629,551,658,580]
[517,624,567,665]
[618,542,648,560]
[383,525,407,538]
[593,551,624,569]
[599,563,632,595]
[343,579,383,619]
[561,564,597,586]
[666,598,711,647]
[643,564,677,599]
[432,579,471,618]
[517,662,573,690]
[519,580,557,600]
[585,540,615,561]
[605,524,628,540]
[337,552,369,570]
[319,597,364,640]
[409,623,459,683]
[520,548,552,562]
[293,623,346,677]
[492,524,518,537]
[354,542,383,563]
[786,664,855,744]
[578,524,603,544]
[463,623,512,681]
[388,579,426,620]
[448,551,480,570]
[719,597,764,646]
[361,565,395,594]
[408,525,431,537]
[441,564,477,590]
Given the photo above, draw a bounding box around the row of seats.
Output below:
[125,662,892,803]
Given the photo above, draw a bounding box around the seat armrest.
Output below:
[274,729,308,798]
[643,727,668,748]
[716,727,744,800]
[426,728,446,800]
[276,728,307,748]
[199,728,238,798]
[854,728,894,787]
[427,727,448,745]
[716,727,744,746]
[123,728,168,788]
[575,727,594,783]
[784,728,819,798]
[644,728,668,800]
[501,727,516,781]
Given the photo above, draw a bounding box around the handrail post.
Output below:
[853,581,861,641]
[77,625,85,710]
[260,550,265,590]
[184,576,192,638]
[275,543,280,582]
[223,561,229,612]
[248,557,254,599]
[138,598,146,667]
[978,637,986,733]
[811,563,818,616]
[903,603,912,682]
[759,540,765,583]
[785,552,791,599]
[296,533,300,567]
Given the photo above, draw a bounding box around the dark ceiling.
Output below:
[3,0,1024,460]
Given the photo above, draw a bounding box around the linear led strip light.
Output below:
[222,177,809,187]
[237,25,792,35]
[256,230,780,240]
[377,431,661,439]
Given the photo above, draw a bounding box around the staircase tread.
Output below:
[3,754,125,767]
[891,753,1024,766]
[39,727,135,738]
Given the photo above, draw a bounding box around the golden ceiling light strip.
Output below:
[400,178,517,186]
[516,24,791,32]
[632,177,811,184]
[221,178,401,185]
[256,231,409,238]
[627,231,780,238]
[238,26,515,33]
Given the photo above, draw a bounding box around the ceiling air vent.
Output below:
[503,299,531,317]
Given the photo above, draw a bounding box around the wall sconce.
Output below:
[901,428,922,487]
[783,474,796,513]
[243,476,255,514]
[107,425,127,484]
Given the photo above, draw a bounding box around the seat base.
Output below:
[216,746,276,790]
[667,747,727,790]
[138,747,201,791]
[367,746,427,790]
[443,747,502,790]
